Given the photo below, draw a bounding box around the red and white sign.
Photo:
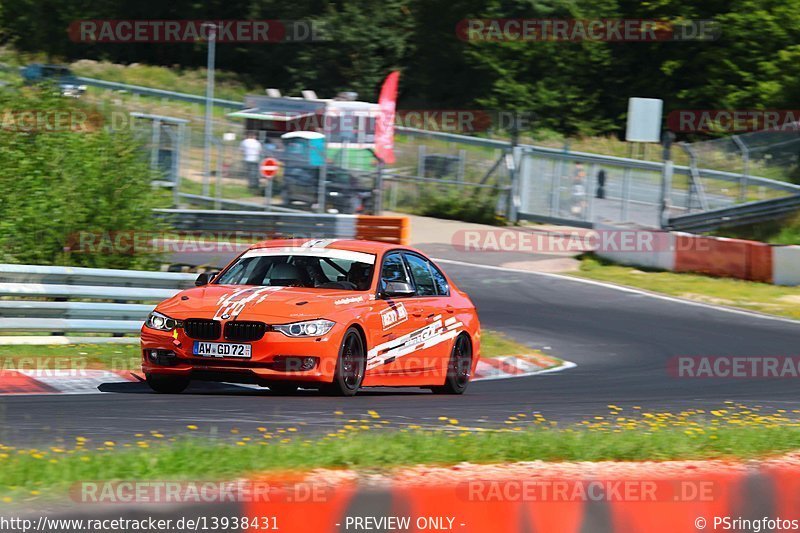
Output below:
[259,157,280,179]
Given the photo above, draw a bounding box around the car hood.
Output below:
[156,284,370,323]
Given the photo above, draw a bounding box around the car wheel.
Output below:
[146,374,190,394]
[323,327,366,396]
[431,334,472,395]
[268,382,299,395]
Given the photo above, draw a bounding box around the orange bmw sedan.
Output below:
[140,239,480,396]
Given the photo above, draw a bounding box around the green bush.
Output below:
[0,86,165,269]
[415,186,504,225]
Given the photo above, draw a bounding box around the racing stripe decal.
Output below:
[302,239,339,248]
[366,318,462,370]
[213,287,284,320]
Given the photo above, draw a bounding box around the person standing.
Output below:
[596,169,606,199]
[240,132,263,193]
[570,163,587,218]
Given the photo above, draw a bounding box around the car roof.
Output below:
[249,238,412,256]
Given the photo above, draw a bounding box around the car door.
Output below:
[363,251,427,383]
[401,252,455,375]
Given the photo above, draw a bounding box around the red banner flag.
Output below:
[375,71,400,164]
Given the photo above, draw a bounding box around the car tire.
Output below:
[146,374,190,394]
[323,327,366,397]
[268,382,299,395]
[431,334,473,395]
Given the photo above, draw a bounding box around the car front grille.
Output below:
[224,321,267,342]
[184,319,221,340]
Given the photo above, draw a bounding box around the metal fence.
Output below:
[81,79,800,228]
[396,128,800,228]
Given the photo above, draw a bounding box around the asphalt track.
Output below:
[2,261,800,446]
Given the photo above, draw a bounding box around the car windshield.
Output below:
[215,249,375,291]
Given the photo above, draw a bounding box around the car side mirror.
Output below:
[195,272,217,286]
[382,281,415,298]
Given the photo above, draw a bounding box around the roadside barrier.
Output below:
[155,209,410,245]
[673,234,773,283]
[236,466,800,533]
[773,245,800,286]
[593,222,676,271]
[355,216,410,244]
[595,223,795,285]
[26,465,800,533]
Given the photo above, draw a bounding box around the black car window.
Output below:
[215,254,373,290]
[380,252,412,291]
[404,253,437,297]
[430,262,450,296]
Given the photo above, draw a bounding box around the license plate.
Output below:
[193,341,252,359]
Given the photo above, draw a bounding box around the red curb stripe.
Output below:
[0,370,58,394]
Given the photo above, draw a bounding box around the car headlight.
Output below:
[274,319,335,338]
[145,311,181,331]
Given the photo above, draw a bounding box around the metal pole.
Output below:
[509,146,522,223]
[214,140,223,210]
[317,161,328,213]
[375,160,385,215]
[732,135,749,203]
[507,116,520,223]
[174,123,184,207]
[457,149,466,182]
[621,143,634,221]
[265,177,273,212]
[551,158,563,217]
[587,163,597,222]
[150,118,160,176]
[659,132,675,228]
[202,23,217,198]
[314,145,328,214]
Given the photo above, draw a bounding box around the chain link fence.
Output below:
[89,87,800,227]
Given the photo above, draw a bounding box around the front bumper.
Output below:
[140,324,343,386]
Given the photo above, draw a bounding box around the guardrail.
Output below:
[666,194,800,232]
[78,77,243,109]
[0,265,196,336]
[177,193,303,213]
[0,263,196,288]
[0,210,409,336]
[155,209,410,244]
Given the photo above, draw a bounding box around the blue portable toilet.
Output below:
[281,131,326,167]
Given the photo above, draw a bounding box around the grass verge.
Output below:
[2,405,800,501]
[570,255,800,320]
[0,344,140,370]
